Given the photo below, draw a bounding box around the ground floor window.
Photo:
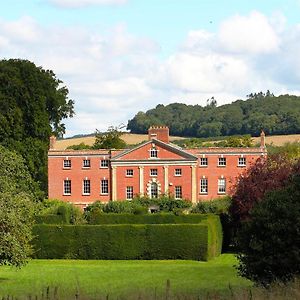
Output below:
[101,179,109,195]
[126,186,134,200]
[83,179,90,195]
[200,178,208,194]
[218,178,226,194]
[175,186,182,199]
[150,182,158,198]
[63,179,71,195]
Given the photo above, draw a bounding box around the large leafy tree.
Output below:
[0,145,37,267]
[93,126,126,149]
[0,59,74,192]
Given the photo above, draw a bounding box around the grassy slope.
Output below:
[0,254,251,299]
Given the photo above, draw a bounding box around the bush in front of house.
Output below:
[191,197,231,214]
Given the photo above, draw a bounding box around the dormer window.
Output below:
[150,148,158,158]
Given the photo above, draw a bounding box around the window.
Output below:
[63,179,71,195]
[150,182,158,198]
[200,157,208,166]
[83,159,91,168]
[150,148,158,158]
[238,157,246,166]
[200,178,208,194]
[126,186,134,200]
[63,159,71,168]
[100,159,109,168]
[175,186,182,199]
[83,179,90,195]
[218,157,226,167]
[101,179,109,195]
[175,168,182,176]
[218,178,226,194]
[150,169,158,176]
[126,169,134,177]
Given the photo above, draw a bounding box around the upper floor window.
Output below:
[83,159,91,168]
[126,186,134,200]
[218,178,226,194]
[175,168,182,176]
[126,169,134,177]
[238,157,246,167]
[200,178,208,194]
[175,186,182,199]
[100,159,109,168]
[63,179,71,195]
[218,157,226,167]
[83,179,91,195]
[200,157,208,167]
[150,169,158,176]
[63,159,71,169]
[150,148,158,158]
[101,179,109,195]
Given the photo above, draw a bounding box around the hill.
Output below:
[127,92,300,138]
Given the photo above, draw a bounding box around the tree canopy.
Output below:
[93,126,126,149]
[127,92,300,137]
[0,59,74,192]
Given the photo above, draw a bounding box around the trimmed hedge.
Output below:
[32,219,221,260]
[88,213,210,225]
[35,214,65,224]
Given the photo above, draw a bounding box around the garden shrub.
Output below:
[191,197,231,214]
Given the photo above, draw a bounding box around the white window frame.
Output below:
[150,168,158,176]
[174,168,182,176]
[83,179,91,195]
[63,159,71,169]
[126,169,134,177]
[150,148,158,158]
[83,159,91,168]
[200,157,208,167]
[238,157,246,167]
[100,159,109,168]
[200,178,208,194]
[175,186,182,199]
[101,179,109,195]
[63,179,71,195]
[218,157,226,167]
[126,186,134,200]
[218,178,226,194]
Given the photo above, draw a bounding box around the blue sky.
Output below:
[1,0,300,136]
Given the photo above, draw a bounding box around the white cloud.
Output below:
[48,0,127,8]
[0,11,299,136]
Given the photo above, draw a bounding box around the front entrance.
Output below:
[150,182,158,198]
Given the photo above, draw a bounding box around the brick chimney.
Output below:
[260,130,266,148]
[49,135,57,150]
[148,126,169,143]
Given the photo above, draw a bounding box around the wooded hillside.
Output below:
[127,93,300,137]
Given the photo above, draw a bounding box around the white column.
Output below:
[191,165,197,203]
[139,166,144,196]
[112,166,117,201]
[163,165,169,194]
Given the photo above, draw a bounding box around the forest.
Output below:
[127,92,300,137]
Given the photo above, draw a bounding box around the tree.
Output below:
[236,164,300,285]
[0,59,74,192]
[0,145,37,267]
[93,126,126,149]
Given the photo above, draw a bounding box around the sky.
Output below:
[1,0,300,136]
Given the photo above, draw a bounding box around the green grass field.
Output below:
[0,254,251,299]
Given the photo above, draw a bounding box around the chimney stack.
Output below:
[49,135,57,150]
[148,126,169,143]
[260,130,265,148]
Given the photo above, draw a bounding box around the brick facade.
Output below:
[48,126,267,208]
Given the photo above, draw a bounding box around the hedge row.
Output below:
[88,213,211,225]
[35,214,65,224]
[32,219,221,260]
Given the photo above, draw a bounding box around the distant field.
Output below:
[56,133,185,150]
[56,133,300,150]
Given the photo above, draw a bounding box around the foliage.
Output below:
[36,199,85,225]
[191,197,231,214]
[127,92,300,138]
[267,141,300,159]
[229,154,295,226]
[204,136,253,147]
[0,146,38,267]
[32,223,215,260]
[236,171,300,285]
[93,126,126,149]
[66,142,91,150]
[0,59,74,192]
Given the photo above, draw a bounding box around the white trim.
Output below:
[111,161,197,167]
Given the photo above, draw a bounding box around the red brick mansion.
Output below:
[48,126,267,209]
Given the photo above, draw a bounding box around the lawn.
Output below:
[0,254,251,299]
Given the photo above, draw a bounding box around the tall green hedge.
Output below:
[32,220,221,261]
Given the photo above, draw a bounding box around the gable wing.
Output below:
[111,139,198,161]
